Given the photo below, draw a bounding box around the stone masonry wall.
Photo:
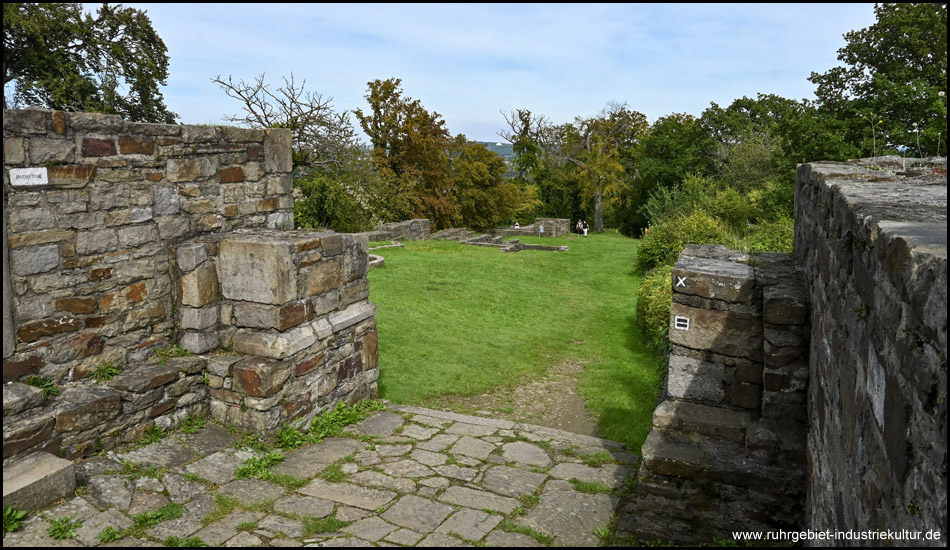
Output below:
[795,158,947,543]
[3,109,377,464]
[633,245,810,542]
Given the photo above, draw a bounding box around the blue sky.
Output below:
[127,3,878,142]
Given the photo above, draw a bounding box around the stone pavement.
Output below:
[3,405,640,547]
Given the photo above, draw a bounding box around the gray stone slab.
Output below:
[2,382,45,415]
[308,536,375,546]
[381,495,454,532]
[299,479,396,510]
[185,451,244,484]
[274,494,335,519]
[2,451,76,512]
[484,531,545,547]
[42,496,100,521]
[516,489,616,547]
[417,533,471,547]
[380,459,434,478]
[431,464,478,482]
[217,478,286,506]
[375,444,412,457]
[445,423,497,437]
[342,516,399,542]
[226,531,264,547]
[349,470,416,493]
[410,414,451,428]
[176,423,237,455]
[184,493,217,519]
[128,491,170,515]
[135,476,165,493]
[410,449,447,466]
[384,528,425,546]
[400,424,439,440]
[481,465,547,497]
[438,486,520,514]
[85,475,134,511]
[273,438,366,478]
[119,438,197,469]
[145,514,203,540]
[163,473,208,503]
[416,434,459,452]
[348,412,405,437]
[259,514,306,538]
[449,436,496,460]
[74,508,133,547]
[435,508,502,542]
[1,516,82,548]
[501,441,551,467]
[547,462,631,489]
[192,509,264,547]
[391,406,514,430]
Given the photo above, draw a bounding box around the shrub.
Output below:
[742,216,794,253]
[637,210,731,272]
[636,265,674,349]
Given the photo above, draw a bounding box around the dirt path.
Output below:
[421,360,601,437]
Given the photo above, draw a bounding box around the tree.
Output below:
[447,136,521,230]
[809,3,947,157]
[214,73,358,173]
[4,3,176,123]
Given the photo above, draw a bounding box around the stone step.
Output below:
[650,399,753,442]
[2,451,76,512]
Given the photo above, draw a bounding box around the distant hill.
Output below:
[474,141,515,161]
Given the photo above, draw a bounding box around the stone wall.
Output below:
[795,158,947,542]
[490,218,570,238]
[633,245,810,542]
[2,109,377,464]
[368,219,431,242]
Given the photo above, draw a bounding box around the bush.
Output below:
[636,264,674,349]
[636,209,731,272]
[294,173,372,233]
[742,216,794,253]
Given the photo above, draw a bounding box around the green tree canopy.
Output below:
[809,2,947,157]
[3,3,176,123]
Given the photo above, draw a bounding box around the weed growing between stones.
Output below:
[498,518,554,545]
[235,450,284,479]
[319,463,349,483]
[98,525,122,543]
[26,375,59,399]
[130,502,183,532]
[47,516,82,539]
[179,414,207,434]
[155,344,192,365]
[569,478,612,494]
[303,515,351,537]
[202,495,241,525]
[138,424,165,445]
[90,360,120,383]
[273,400,386,451]
[3,506,27,538]
[164,535,209,546]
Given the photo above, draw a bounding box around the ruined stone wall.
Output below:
[795,158,947,543]
[3,108,293,383]
[489,218,570,238]
[3,109,377,464]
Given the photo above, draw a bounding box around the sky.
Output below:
[124,3,879,143]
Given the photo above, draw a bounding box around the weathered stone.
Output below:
[46,331,104,362]
[435,508,502,542]
[305,259,342,297]
[2,354,44,383]
[166,157,216,182]
[273,494,334,519]
[669,302,762,360]
[349,470,417,494]
[153,185,181,215]
[516,486,616,547]
[439,486,520,514]
[218,166,244,183]
[10,244,60,275]
[2,383,46,415]
[272,437,365,479]
[29,138,76,164]
[380,459,434,478]
[327,301,376,333]
[179,262,219,307]
[82,138,117,156]
[179,331,219,354]
[47,165,96,187]
[4,109,47,133]
[8,207,55,232]
[231,321,320,360]
[381,494,453,532]
[232,357,292,398]
[118,136,154,155]
[652,400,752,441]
[108,365,177,393]
[75,228,118,255]
[8,229,74,249]
[445,422,497,437]
[299,479,396,510]
[218,237,296,304]
[3,136,25,163]
[640,431,704,478]
[180,306,218,330]
[666,353,725,403]
[17,315,82,343]
[120,438,197,469]
[501,441,551,466]
[117,224,158,248]
[263,128,292,173]
[482,465,547,497]
[1,452,75,512]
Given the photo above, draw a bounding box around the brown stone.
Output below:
[2,412,55,459]
[55,297,97,314]
[118,136,155,155]
[282,391,314,420]
[295,352,325,376]
[2,355,44,383]
[9,230,75,248]
[55,386,122,432]
[146,172,163,182]
[258,198,278,212]
[157,137,180,146]
[17,316,82,343]
[305,260,342,297]
[247,145,262,159]
[337,354,364,383]
[90,267,113,281]
[127,282,147,303]
[109,365,177,393]
[84,317,107,329]
[232,357,292,398]
[47,165,96,187]
[82,138,116,156]
[363,329,379,369]
[52,111,67,134]
[218,166,244,183]
[179,263,219,307]
[211,388,242,404]
[293,238,323,253]
[278,302,313,331]
[148,399,174,417]
[61,332,105,358]
[224,205,239,217]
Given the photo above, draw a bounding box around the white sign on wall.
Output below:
[9,167,48,188]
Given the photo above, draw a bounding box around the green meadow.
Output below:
[367,231,664,451]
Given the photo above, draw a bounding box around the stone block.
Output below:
[327,302,376,333]
[763,284,809,325]
[652,400,752,442]
[232,357,292,398]
[9,229,75,249]
[207,355,243,377]
[3,354,44,382]
[75,228,118,255]
[305,259,342,297]
[672,257,755,304]
[179,263,219,307]
[231,321,320,360]
[4,136,25,163]
[218,166,244,183]
[156,215,190,240]
[55,386,122,432]
[117,225,158,248]
[666,354,725,404]
[2,452,76,512]
[669,302,762,360]
[263,128,293,173]
[176,242,210,272]
[640,431,704,478]
[3,109,47,133]
[47,165,96,187]
[180,306,218,330]
[46,331,104,363]
[179,331,219,354]
[153,185,181,215]
[118,136,154,155]
[10,244,60,275]
[166,157,216,182]
[82,138,117,156]
[218,236,296,305]
[727,383,762,410]
[9,208,54,232]
[16,316,82,343]
[109,365,177,393]
[29,138,76,164]
[266,211,294,229]
[2,383,46,415]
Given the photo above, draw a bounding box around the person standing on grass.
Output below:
[576,219,583,235]
[583,220,589,237]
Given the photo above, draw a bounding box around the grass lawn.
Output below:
[367,231,664,451]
